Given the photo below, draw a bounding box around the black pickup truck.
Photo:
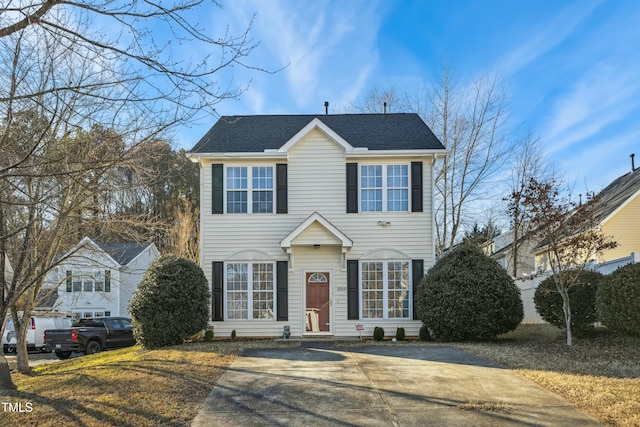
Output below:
[43,317,136,359]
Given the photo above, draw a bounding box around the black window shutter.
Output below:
[346,163,358,213]
[412,259,424,320]
[276,261,288,321]
[66,271,72,292]
[276,164,288,214]
[347,260,359,320]
[411,161,423,212]
[212,164,224,214]
[104,270,111,293]
[212,261,224,321]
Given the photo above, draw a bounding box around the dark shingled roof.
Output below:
[35,288,59,309]
[189,113,445,153]
[595,169,640,222]
[94,241,153,266]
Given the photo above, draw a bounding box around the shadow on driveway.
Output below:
[192,344,601,427]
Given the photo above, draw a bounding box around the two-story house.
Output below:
[188,114,446,338]
[533,164,640,272]
[45,237,160,318]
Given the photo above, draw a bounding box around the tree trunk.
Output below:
[560,288,573,346]
[0,354,16,390]
[13,312,31,374]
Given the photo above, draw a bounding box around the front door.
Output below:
[305,272,330,332]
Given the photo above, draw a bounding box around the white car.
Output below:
[2,316,74,353]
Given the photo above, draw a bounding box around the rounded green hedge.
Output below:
[415,245,523,341]
[597,263,640,336]
[129,255,210,349]
[533,270,603,335]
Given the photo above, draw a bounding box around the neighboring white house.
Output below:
[188,113,446,338]
[44,237,160,318]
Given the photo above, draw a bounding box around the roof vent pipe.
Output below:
[383,102,387,114]
[324,101,329,115]
[631,153,636,172]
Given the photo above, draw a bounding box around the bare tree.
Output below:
[430,65,510,255]
[351,63,510,255]
[0,1,262,388]
[504,132,552,277]
[166,198,200,263]
[519,178,617,345]
[0,1,261,119]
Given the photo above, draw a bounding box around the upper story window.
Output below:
[226,166,274,213]
[66,270,111,293]
[361,164,408,212]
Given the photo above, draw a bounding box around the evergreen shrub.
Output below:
[534,270,603,335]
[597,263,640,336]
[129,255,209,349]
[416,245,523,341]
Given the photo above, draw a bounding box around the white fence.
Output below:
[515,252,639,324]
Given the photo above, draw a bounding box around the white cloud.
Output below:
[544,64,640,155]
[557,127,640,192]
[499,0,603,76]
[210,0,383,113]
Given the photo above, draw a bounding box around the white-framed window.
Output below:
[226,262,275,320]
[67,271,108,293]
[361,261,410,319]
[360,164,409,212]
[226,166,274,213]
[74,310,111,319]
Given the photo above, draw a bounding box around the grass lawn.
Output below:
[0,341,297,427]
[1,324,638,426]
[454,324,640,426]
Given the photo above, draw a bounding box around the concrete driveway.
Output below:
[192,343,600,427]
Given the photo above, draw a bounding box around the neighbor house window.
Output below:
[360,164,408,212]
[226,262,275,320]
[361,261,410,319]
[226,166,274,213]
[66,270,110,293]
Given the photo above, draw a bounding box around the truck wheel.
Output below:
[85,341,102,355]
[54,350,72,359]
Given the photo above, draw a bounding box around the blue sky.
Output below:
[175,0,640,193]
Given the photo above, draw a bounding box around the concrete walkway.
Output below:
[192,343,601,427]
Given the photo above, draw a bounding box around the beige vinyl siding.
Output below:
[600,194,640,262]
[291,222,343,245]
[199,127,436,337]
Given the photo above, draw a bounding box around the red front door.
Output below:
[306,272,330,332]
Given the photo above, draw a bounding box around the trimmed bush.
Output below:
[395,327,406,341]
[597,263,640,336]
[129,255,210,349]
[373,326,385,341]
[231,330,237,341]
[416,244,523,341]
[204,329,214,342]
[419,324,432,341]
[534,270,603,335]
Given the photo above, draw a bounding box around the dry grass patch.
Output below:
[1,340,299,427]
[454,324,640,426]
